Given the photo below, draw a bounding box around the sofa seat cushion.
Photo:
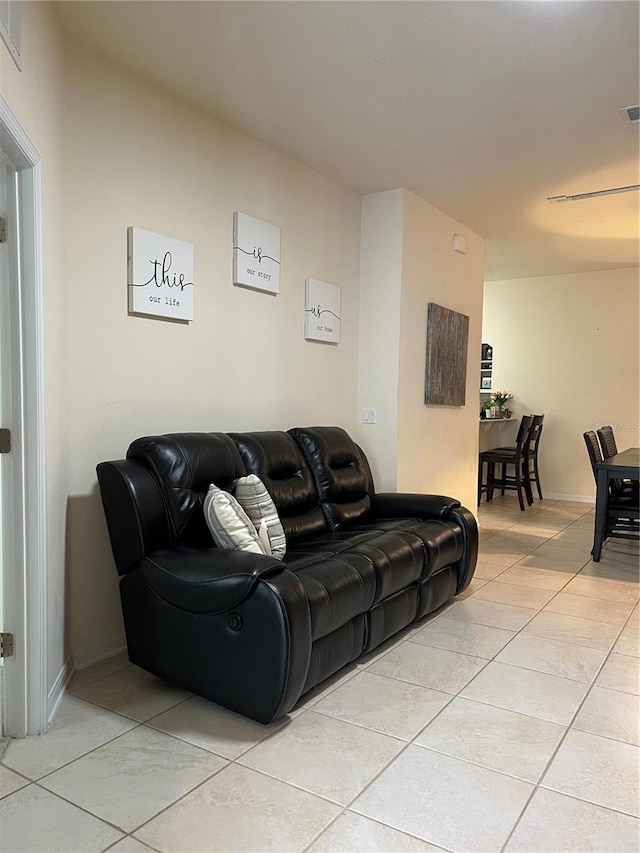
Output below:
[283,550,376,641]
[286,527,425,610]
[347,517,465,578]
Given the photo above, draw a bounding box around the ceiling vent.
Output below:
[0,1,21,70]
[621,104,640,130]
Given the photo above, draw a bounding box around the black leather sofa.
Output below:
[96,426,478,723]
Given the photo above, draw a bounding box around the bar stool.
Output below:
[478,415,534,511]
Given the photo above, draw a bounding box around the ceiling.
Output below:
[56,1,639,281]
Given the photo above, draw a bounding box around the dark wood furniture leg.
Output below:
[592,465,608,562]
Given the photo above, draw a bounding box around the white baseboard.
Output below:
[47,655,74,727]
[73,633,127,671]
[545,493,595,504]
[47,635,128,727]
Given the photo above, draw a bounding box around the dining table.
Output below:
[592,446,640,561]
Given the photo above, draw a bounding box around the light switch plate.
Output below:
[362,408,377,424]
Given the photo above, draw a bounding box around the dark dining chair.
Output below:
[524,415,545,500]
[597,425,639,498]
[583,431,639,549]
[478,415,534,511]
[597,425,618,459]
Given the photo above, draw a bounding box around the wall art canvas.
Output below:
[233,211,280,294]
[424,302,469,406]
[128,227,194,321]
[304,278,341,343]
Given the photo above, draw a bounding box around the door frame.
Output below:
[0,96,47,737]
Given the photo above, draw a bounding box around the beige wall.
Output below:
[357,190,485,511]
[397,191,485,512]
[63,42,363,661]
[483,267,640,500]
[356,190,404,490]
[2,2,68,692]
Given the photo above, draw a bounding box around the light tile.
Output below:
[529,543,590,566]
[312,671,451,740]
[67,652,131,692]
[562,574,640,604]
[509,521,569,538]
[446,598,537,631]
[308,811,442,852]
[568,516,596,530]
[521,610,619,650]
[542,729,640,817]
[456,576,488,597]
[474,560,510,580]
[300,662,360,699]
[414,696,565,782]
[40,725,226,832]
[540,500,589,514]
[367,640,486,694]
[549,528,596,551]
[615,622,640,657]
[411,614,515,659]
[476,552,522,570]
[581,558,640,584]
[460,661,589,725]
[544,592,635,625]
[0,765,29,799]
[0,784,123,852]
[136,763,339,852]
[479,528,500,543]
[497,564,571,591]
[495,634,607,683]
[2,695,136,779]
[595,652,640,695]
[506,787,640,852]
[514,552,584,573]
[573,686,640,745]
[108,838,156,852]
[352,744,533,852]
[471,580,556,609]
[72,664,190,722]
[147,694,285,759]
[238,710,403,804]
[483,530,549,555]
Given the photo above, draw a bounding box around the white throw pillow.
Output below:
[234,474,287,560]
[203,484,270,555]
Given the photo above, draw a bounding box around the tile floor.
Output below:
[1,497,639,852]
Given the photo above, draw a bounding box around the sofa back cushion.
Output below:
[289,426,373,530]
[230,431,328,542]
[127,433,246,546]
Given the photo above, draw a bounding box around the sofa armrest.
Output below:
[142,546,285,614]
[447,505,479,594]
[122,546,312,723]
[370,493,478,595]
[370,492,461,520]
